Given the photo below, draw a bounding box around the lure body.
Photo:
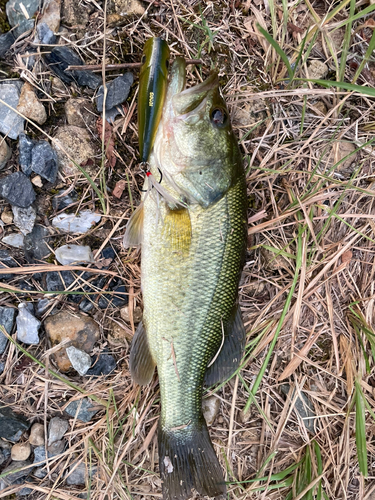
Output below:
[138,37,170,164]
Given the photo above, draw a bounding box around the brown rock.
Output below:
[52,126,97,176]
[17,82,47,125]
[65,98,96,128]
[11,442,31,461]
[44,311,100,372]
[0,135,11,169]
[39,0,62,32]
[120,305,142,323]
[307,60,328,80]
[62,0,89,26]
[109,0,145,17]
[29,423,45,446]
[1,209,13,224]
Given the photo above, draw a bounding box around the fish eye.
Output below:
[210,107,228,127]
[141,54,146,64]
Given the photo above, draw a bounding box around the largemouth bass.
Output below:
[138,37,170,164]
[128,57,247,500]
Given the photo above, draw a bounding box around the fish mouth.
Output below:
[168,58,219,117]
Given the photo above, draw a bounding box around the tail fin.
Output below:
[158,418,226,500]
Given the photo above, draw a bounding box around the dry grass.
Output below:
[2,0,375,499]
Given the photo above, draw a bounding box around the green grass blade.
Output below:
[256,24,293,80]
[355,379,368,477]
[301,79,375,98]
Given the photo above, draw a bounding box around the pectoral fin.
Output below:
[123,203,144,248]
[204,305,246,386]
[129,321,156,385]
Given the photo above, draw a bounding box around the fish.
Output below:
[127,57,247,500]
[138,37,170,164]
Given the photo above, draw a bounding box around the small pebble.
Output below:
[52,189,78,210]
[31,175,43,187]
[16,303,41,345]
[202,396,221,426]
[0,171,36,208]
[17,82,47,125]
[55,244,94,265]
[52,210,101,234]
[48,417,69,446]
[96,73,134,112]
[65,398,99,423]
[66,346,92,376]
[87,353,116,377]
[12,205,36,235]
[24,225,50,263]
[28,423,44,446]
[0,135,11,169]
[11,441,31,461]
[66,462,97,485]
[0,406,30,442]
[31,141,58,183]
[0,82,24,139]
[1,209,13,224]
[47,439,65,455]
[18,133,36,176]
[2,233,24,248]
[0,306,17,354]
[120,305,142,323]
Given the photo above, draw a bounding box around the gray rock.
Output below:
[24,225,50,262]
[281,384,316,434]
[0,449,5,466]
[0,306,16,354]
[47,439,65,455]
[0,459,31,489]
[12,205,36,235]
[0,172,36,207]
[19,133,36,176]
[0,249,18,279]
[86,353,116,377]
[0,82,24,139]
[17,485,34,496]
[52,188,77,210]
[65,398,99,423]
[202,396,221,426]
[16,302,41,345]
[45,270,75,292]
[0,135,12,169]
[2,233,24,248]
[33,441,63,468]
[98,283,127,309]
[103,105,122,123]
[6,0,40,27]
[44,46,102,89]
[52,210,101,234]
[66,462,97,486]
[0,362,4,374]
[35,21,56,44]
[0,31,15,59]
[13,18,35,38]
[0,406,30,442]
[66,346,92,376]
[52,125,96,176]
[96,73,133,112]
[36,298,51,316]
[48,417,69,446]
[55,244,93,265]
[31,141,58,182]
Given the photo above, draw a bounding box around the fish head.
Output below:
[155,58,243,207]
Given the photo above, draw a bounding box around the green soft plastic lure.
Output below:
[138,37,170,164]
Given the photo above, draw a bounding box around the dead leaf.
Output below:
[97,118,116,168]
[113,179,126,199]
[340,335,354,395]
[341,250,352,264]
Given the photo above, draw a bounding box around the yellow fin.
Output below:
[123,203,144,248]
[162,207,192,254]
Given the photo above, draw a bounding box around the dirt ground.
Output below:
[1,0,375,499]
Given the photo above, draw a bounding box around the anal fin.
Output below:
[204,304,246,386]
[129,321,156,385]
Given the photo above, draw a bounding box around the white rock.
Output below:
[202,396,221,426]
[66,346,92,376]
[52,210,101,234]
[55,244,94,265]
[48,417,69,446]
[2,233,24,248]
[16,303,41,345]
[12,205,36,235]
